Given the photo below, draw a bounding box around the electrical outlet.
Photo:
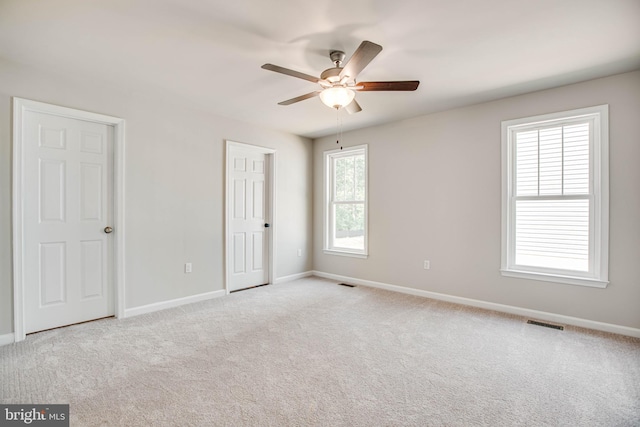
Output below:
[423,260,430,270]
[185,263,193,273]
[297,249,302,257]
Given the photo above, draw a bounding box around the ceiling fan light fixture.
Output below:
[319,87,355,109]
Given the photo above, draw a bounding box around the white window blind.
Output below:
[514,123,590,271]
[501,105,609,287]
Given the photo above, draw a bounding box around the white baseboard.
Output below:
[312,271,640,339]
[124,290,226,318]
[0,333,15,347]
[275,271,314,284]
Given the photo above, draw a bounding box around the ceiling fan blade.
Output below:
[356,81,420,91]
[262,64,320,83]
[277,91,320,106]
[339,41,382,81]
[345,99,362,114]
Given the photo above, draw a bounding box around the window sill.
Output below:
[500,269,608,288]
[323,249,368,259]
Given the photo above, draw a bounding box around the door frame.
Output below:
[225,140,276,293]
[12,97,126,342]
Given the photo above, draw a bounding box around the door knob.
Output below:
[264,223,270,228]
[104,226,113,234]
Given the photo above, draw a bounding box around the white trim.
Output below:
[274,271,314,284]
[123,290,226,318]
[0,333,15,347]
[12,98,126,342]
[323,249,368,259]
[11,99,24,341]
[500,269,608,288]
[114,119,127,319]
[225,140,277,294]
[311,271,640,339]
[501,105,609,287]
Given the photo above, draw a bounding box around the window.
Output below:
[324,145,368,257]
[501,105,609,287]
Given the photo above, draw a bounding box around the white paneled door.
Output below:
[227,145,270,292]
[23,111,114,333]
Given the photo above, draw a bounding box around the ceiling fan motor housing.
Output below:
[320,67,342,83]
[321,50,347,84]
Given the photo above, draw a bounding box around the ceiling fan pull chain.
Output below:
[336,108,340,148]
[340,109,343,150]
[335,108,344,150]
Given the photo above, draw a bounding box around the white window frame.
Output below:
[501,105,609,288]
[324,144,368,258]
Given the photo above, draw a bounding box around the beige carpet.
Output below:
[1,277,639,426]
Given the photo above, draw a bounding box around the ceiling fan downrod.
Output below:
[329,50,345,68]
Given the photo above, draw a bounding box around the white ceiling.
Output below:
[1,0,639,138]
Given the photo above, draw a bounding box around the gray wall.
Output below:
[2,58,637,336]
[314,70,640,329]
[0,59,313,335]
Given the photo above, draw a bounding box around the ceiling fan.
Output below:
[261,41,419,113]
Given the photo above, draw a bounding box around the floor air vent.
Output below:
[338,283,356,288]
[527,319,564,330]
